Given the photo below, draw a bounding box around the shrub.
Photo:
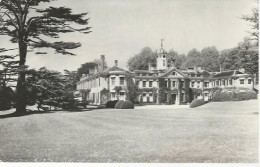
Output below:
[190,99,205,108]
[105,100,119,108]
[115,100,124,109]
[119,100,134,109]
[212,90,257,102]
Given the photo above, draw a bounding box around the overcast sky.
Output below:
[0,0,257,72]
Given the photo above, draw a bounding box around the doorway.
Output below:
[171,94,176,104]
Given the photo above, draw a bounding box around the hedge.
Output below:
[212,90,257,102]
[190,99,205,108]
[116,100,134,109]
[105,100,119,108]
[115,100,125,109]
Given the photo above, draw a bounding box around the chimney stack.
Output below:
[115,60,118,67]
[101,55,105,72]
[220,65,223,73]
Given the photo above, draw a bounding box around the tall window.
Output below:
[181,81,185,88]
[204,82,209,88]
[111,77,115,85]
[143,81,146,87]
[149,81,153,87]
[172,81,176,87]
[222,80,225,86]
[120,77,124,85]
[163,60,166,66]
[191,82,195,88]
[197,81,200,88]
[240,79,244,84]
[136,81,140,86]
[248,79,252,84]
[229,79,232,85]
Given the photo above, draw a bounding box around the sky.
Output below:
[0,0,257,72]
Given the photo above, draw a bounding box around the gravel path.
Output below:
[0,100,258,162]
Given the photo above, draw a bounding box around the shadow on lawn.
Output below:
[0,110,55,119]
[0,109,91,119]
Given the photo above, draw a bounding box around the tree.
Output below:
[200,46,220,72]
[77,62,97,80]
[127,47,157,71]
[167,50,186,68]
[26,67,66,110]
[241,3,259,46]
[183,48,202,68]
[0,0,91,114]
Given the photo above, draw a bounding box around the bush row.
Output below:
[106,100,134,109]
[212,90,257,102]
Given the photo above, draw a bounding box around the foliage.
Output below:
[77,62,98,80]
[190,99,205,108]
[212,89,257,102]
[0,0,91,114]
[116,100,134,109]
[241,5,259,45]
[183,48,202,68]
[105,100,119,108]
[115,100,125,109]
[200,46,220,72]
[127,47,157,71]
[100,88,109,104]
[0,86,14,111]
[126,78,139,102]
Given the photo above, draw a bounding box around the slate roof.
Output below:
[213,70,243,78]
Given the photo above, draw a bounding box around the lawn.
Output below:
[0,100,258,162]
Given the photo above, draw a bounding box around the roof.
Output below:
[213,70,244,78]
[133,70,157,74]
[159,67,189,78]
[103,66,127,73]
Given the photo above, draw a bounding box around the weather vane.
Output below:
[161,39,164,49]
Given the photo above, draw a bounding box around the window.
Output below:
[163,60,166,66]
[229,79,232,85]
[136,81,140,86]
[111,93,115,98]
[143,81,146,87]
[204,82,209,88]
[149,93,153,97]
[240,79,244,84]
[197,81,200,88]
[172,72,176,76]
[197,74,201,77]
[181,81,185,88]
[120,92,124,96]
[222,80,225,86]
[204,93,208,97]
[120,77,124,85]
[163,55,166,58]
[111,77,115,85]
[172,81,176,87]
[191,82,195,87]
[143,93,146,96]
[248,79,252,84]
[149,81,153,87]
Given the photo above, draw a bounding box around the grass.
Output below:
[0,100,258,162]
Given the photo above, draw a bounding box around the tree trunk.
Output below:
[15,39,28,115]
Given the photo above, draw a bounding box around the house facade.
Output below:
[76,44,254,105]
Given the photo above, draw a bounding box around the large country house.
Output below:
[76,44,254,105]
